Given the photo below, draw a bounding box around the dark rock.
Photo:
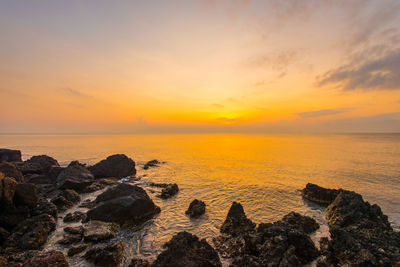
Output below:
[57,233,82,245]
[1,177,18,207]
[79,199,96,209]
[143,159,161,170]
[153,231,222,267]
[64,225,84,235]
[185,199,206,218]
[24,250,68,267]
[0,255,7,266]
[0,162,24,182]
[302,183,340,205]
[83,220,118,242]
[60,189,81,203]
[220,202,255,236]
[0,149,21,162]
[25,174,53,185]
[0,205,30,230]
[14,183,38,208]
[282,211,319,234]
[85,240,124,267]
[56,161,94,192]
[63,211,86,223]
[88,154,136,179]
[51,189,80,211]
[82,178,119,193]
[128,258,150,267]
[67,243,89,256]
[0,226,10,244]
[31,199,58,219]
[87,183,160,225]
[22,155,59,174]
[159,183,179,199]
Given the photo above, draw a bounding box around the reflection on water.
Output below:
[1,133,400,265]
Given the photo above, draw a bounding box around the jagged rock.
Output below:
[83,220,118,242]
[128,258,150,267]
[220,202,255,236]
[79,199,96,209]
[56,161,94,192]
[63,211,86,223]
[143,159,161,170]
[31,199,58,219]
[82,178,119,193]
[153,231,222,267]
[1,177,18,207]
[24,250,68,267]
[0,162,24,182]
[0,149,21,162]
[64,225,84,235]
[282,211,319,234]
[159,183,179,199]
[85,240,124,267]
[14,183,38,208]
[185,199,206,218]
[51,189,80,211]
[67,243,89,256]
[21,155,60,174]
[88,154,136,179]
[87,183,160,224]
[57,233,82,245]
[302,183,340,205]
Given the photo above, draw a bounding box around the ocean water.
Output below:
[1,133,400,266]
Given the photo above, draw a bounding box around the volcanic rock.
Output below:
[0,149,22,162]
[0,162,24,182]
[84,240,124,267]
[159,183,179,199]
[14,183,38,208]
[56,161,94,192]
[302,183,340,205]
[282,211,319,234]
[24,250,69,267]
[88,154,136,179]
[185,199,206,218]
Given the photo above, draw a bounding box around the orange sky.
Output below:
[1,1,400,133]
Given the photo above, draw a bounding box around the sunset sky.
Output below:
[1,0,400,133]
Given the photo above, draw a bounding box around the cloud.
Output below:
[296,108,352,118]
[217,117,240,124]
[212,103,225,108]
[60,88,93,98]
[246,50,297,73]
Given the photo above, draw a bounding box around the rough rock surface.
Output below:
[88,154,136,179]
[185,199,206,218]
[302,183,339,205]
[143,159,161,170]
[83,220,118,242]
[32,198,58,219]
[56,161,94,192]
[0,162,24,182]
[1,177,18,208]
[282,211,319,234]
[152,231,222,267]
[23,155,59,174]
[159,183,179,199]
[51,189,80,211]
[86,183,160,224]
[63,211,87,223]
[220,202,255,236]
[85,240,124,267]
[0,149,22,162]
[67,243,89,256]
[128,258,151,267]
[24,250,69,267]
[14,183,38,208]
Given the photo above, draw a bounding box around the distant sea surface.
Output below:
[1,133,400,265]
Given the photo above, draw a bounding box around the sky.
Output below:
[1,0,400,133]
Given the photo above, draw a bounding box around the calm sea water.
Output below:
[1,133,400,265]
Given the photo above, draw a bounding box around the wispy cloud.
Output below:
[296,108,352,118]
[60,88,93,98]
[245,50,297,73]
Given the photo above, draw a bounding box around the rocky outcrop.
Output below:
[0,149,22,162]
[88,154,136,179]
[0,162,24,182]
[67,243,89,256]
[86,183,160,225]
[85,240,124,267]
[160,183,179,199]
[56,161,94,192]
[63,211,86,223]
[220,202,255,236]
[302,183,339,205]
[14,183,38,208]
[185,199,206,218]
[1,176,18,208]
[19,155,60,175]
[32,198,58,219]
[51,189,81,211]
[282,211,319,234]
[128,258,150,267]
[24,250,69,267]
[152,231,222,267]
[143,159,161,170]
[83,220,118,242]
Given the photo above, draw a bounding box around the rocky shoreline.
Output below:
[0,148,399,266]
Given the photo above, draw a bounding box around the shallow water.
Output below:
[1,133,400,266]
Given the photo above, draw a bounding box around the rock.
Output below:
[64,225,84,235]
[85,240,124,267]
[302,183,340,205]
[143,159,161,170]
[57,233,82,245]
[128,258,150,267]
[88,154,136,179]
[0,226,10,244]
[24,250,68,267]
[14,183,38,208]
[83,220,118,242]
[87,183,160,225]
[4,214,56,250]
[185,199,206,218]
[282,211,319,234]
[60,189,81,203]
[51,189,80,211]
[0,255,7,266]
[0,149,21,162]
[63,211,86,223]
[0,205,30,229]
[0,162,24,182]
[22,155,59,174]
[25,174,53,185]
[159,183,179,199]
[220,202,255,236]
[153,231,222,267]
[31,199,58,219]
[56,161,94,192]
[67,243,89,256]
[82,178,119,193]
[1,177,18,207]
[79,199,96,209]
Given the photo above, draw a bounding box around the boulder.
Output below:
[152,231,222,267]
[63,211,86,223]
[143,159,161,170]
[0,149,21,162]
[83,220,118,242]
[159,183,179,199]
[1,177,18,207]
[56,161,94,192]
[85,240,124,267]
[67,243,89,256]
[61,189,81,203]
[0,226,10,244]
[22,155,59,174]
[24,250,69,267]
[128,258,150,267]
[0,205,30,229]
[14,183,38,208]
[185,199,206,218]
[0,162,24,182]
[87,183,160,225]
[51,189,80,211]
[57,232,82,245]
[282,212,319,234]
[220,202,255,236]
[88,154,136,179]
[25,174,53,185]
[64,225,84,235]
[302,183,340,205]
[31,198,58,219]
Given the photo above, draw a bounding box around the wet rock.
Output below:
[57,233,82,245]
[81,177,119,193]
[31,198,58,219]
[88,154,136,179]
[25,174,53,185]
[56,161,94,192]
[0,226,10,244]
[4,214,56,250]
[0,205,30,230]
[14,183,38,208]
[61,189,81,203]
[64,225,84,235]
[87,183,160,225]
[63,211,86,223]
[128,258,150,267]
[159,183,179,199]
[24,250,68,267]
[302,183,340,205]
[143,159,161,170]
[51,189,80,211]
[220,202,255,236]
[0,162,24,182]
[1,177,18,207]
[153,231,222,267]
[282,211,319,234]
[22,155,60,174]
[79,199,96,209]
[67,243,89,256]
[0,255,7,266]
[84,240,124,267]
[0,149,21,162]
[83,220,118,242]
[185,199,206,218]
